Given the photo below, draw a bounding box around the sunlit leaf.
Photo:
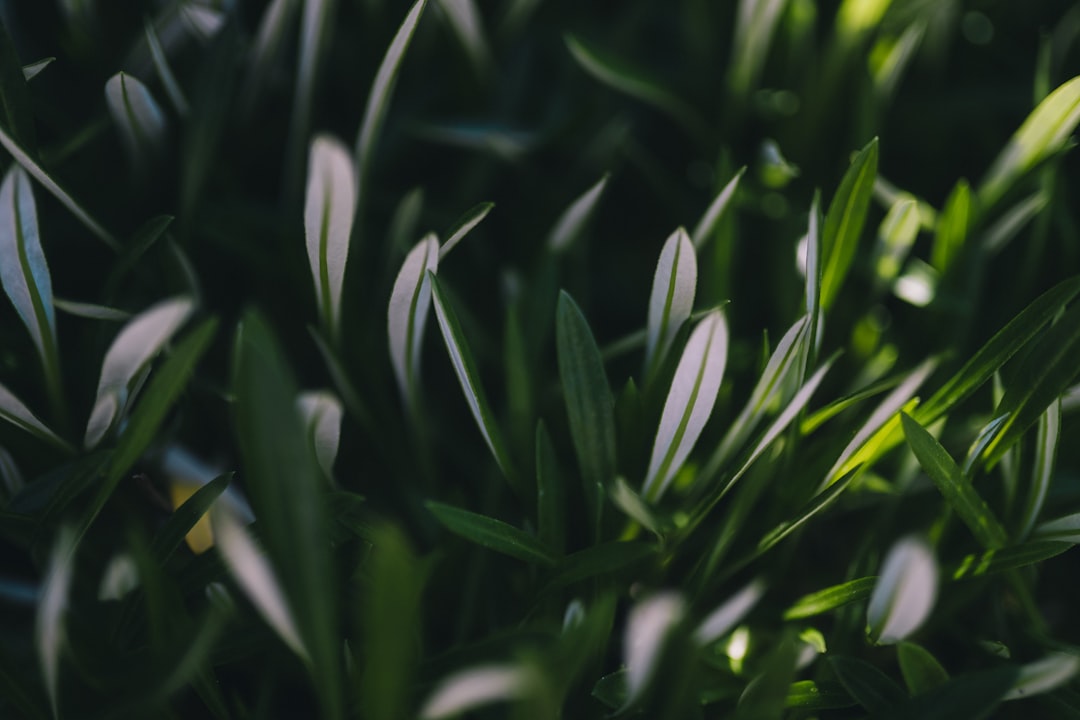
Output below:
[97,553,138,601]
[691,168,745,250]
[420,664,536,719]
[820,137,879,310]
[624,591,685,704]
[556,291,615,536]
[35,526,77,719]
[645,228,696,373]
[728,0,789,99]
[297,390,343,481]
[875,198,921,283]
[610,476,662,539]
[427,501,557,566]
[693,579,764,646]
[783,576,877,620]
[931,180,970,273]
[305,134,357,341]
[982,191,1047,256]
[1003,653,1080,701]
[898,642,950,694]
[388,233,438,403]
[643,310,728,501]
[951,541,1073,579]
[356,0,428,194]
[866,535,937,645]
[429,272,516,482]
[546,174,608,253]
[84,296,194,449]
[53,299,130,322]
[979,75,1080,209]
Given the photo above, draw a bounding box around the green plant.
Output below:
[3,1,1080,718]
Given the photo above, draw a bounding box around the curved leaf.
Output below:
[435,0,491,74]
[783,576,877,620]
[624,592,685,704]
[645,228,696,372]
[898,642,950,694]
[691,167,745,249]
[867,535,938,645]
[693,579,764,646]
[305,134,357,340]
[440,201,493,260]
[421,664,535,719]
[426,501,556,566]
[546,174,608,253]
[104,72,167,161]
[388,234,439,402]
[297,391,343,481]
[643,310,728,501]
[0,382,68,451]
[820,137,879,310]
[36,526,76,719]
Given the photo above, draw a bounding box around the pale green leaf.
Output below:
[783,577,877,620]
[305,134,357,340]
[931,180,970,273]
[1003,653,1080,701]
[388,234,439,401]
[691,168,745,250]
[645,227,696,372]
[297,390,343,480]
[104,72,167,161]
[35,526,77,719]
[624,592,685,704]
[820,137,879,310]
[435,0,491,74]
[440,201,493,260]
[867,535,937,645]
[546,174,608,253]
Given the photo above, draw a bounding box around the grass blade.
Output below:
[755,466,859,559]
[152,473,231,562]
[426,501,557,566]
[305,134,357,342]
[297,390,343,481]
[624,592,685,704]
[536,420,567,555]
[23,58,55,81]
[53,299,130,321]
[728,0,788,100]
[783,576,877,620]
[645,228,696,373]
[435,0,491,75]
[875,197,920,284]
[691,167,745,250]
[356,0,427,196]
[242,0,299,111]
[1004,654,1080,701]
[983,298,1080,466]
[0,382,69,451]
[805,191,823,348]
[429,272,515,483]
[979,75,1080,209]
[440,201,493,260]
[290,0,336,191]
[35,526,76,719]
[900,412,1008,549]
[104,72,167,165]
[0,19,37,151]
[693,579,764,646]
[918,276,1080,422]
[546,174,608,253]
[144,17,189,115]
[898,642,950,694]
[388,233,438,403]
[829,656,907,714]
[556,291,616,538]
[931,179,970,274]
[1018,398,1060,540]
[0,166,61,412]
[84,296,194,448]
[820,137,879,311]
[866,535,938,645]
[233,309,341,718]
[644,310,727,501]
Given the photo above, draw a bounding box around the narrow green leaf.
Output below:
[1005,653,1080,700]
[388,234,438,402]
[53,299,130,321]
[756,466,859,558]
[785,680,856,710]
[426,501,557,566]
[728,0,789,99]
[297,390,343,480]
[0,165,61,412]
[820,137,879,310]
[0,381,71,451]
[901,413,1008,549]
[429,272,515,483]
[610,475,663,538]
[535,421,566,555]
[829,655,906,714]
[233,309,340,719]
[0,125,118,249]
[1019,399,1060,540]
[84,296,194,449]
[783,576,877,620]
[434,0,491,75]
[36,526,77,719]
[556,291,616,535]
[918,276,1080,422]
[645,228,697,373]
[355,0,427,195]
[305,134,357,342]
[932,180,971,273]
[881,666,1018,720]
[242,0,300,111]
[644,310,728,501]
[546,174,608,253]
[151,473,231,563]
[440,201,493,260]
[290,0,336,193]
[951,541,1073,579]
[22,58,54,81]
[876,197,920,283]
[981,191,1047,256]
[104,72,167,163]
[984,299,1080,466]
[691,167,745,250]
[546,541,656,589]
[144,18,190,115]
[1034,512,1080,543]
[566,35,708,143]
[979,75,1080,209]
[0,19,37,151]
[359,522,425,720]
[898,642,950,694]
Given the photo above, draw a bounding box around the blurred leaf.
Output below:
[35,526,76,719]
[829,655,906,714]
[645,228,697,374]
[805,190,823,356]
[556,291,616,536]
[84,296,194,449]
[210,504,308,661]
[785,680,855,710]
[356,0,428,193]
[232,309,341,718]
[144,18,189,115]
[979,75,1080,209]
[932,180,971,273]
[610,475,662,539]
[0,125,118,249]
[420,664,536,719]
[1004,653,1080,700]
[691,167,745,250]
[644,310,728,501]
[439,201,493,260]
[983,299,1080,465]
[430,272,516,484]
[591,669,628,710]
[435,0,491,75]
[291,0,337,190]
[918,276,1080,422]
[546,541,656,589]
[388,233,438,403]
[624,591,685,704]
[359,522,425,720]
[876,198,921,283]
[22,58,55,81]
[867,535,938,645]
[152,473,231,562]
[898,642,950,694]
[951,540,1073,579]
[693,579,764,646]
[566,35,708,143]
[0,19,36,151]
[0,647,47,720]
[880,667,1016,719]
[981,191,1047,256]
[426,501,556,566]
[535,421,566,555]
[53,299,131,321]
[305,134,357,342]
[243,0,300,111]
[1018,398,1060,540]
[297,390,343,481]
[820,137,879,310]
[546,174,608,253]
[901,413,1008,549]
[728,0,789,99]
[104,72,167,164]
[783,576,877,620]
[0,381,71,451]
[756,465,860,558]
[737,631,798,720]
